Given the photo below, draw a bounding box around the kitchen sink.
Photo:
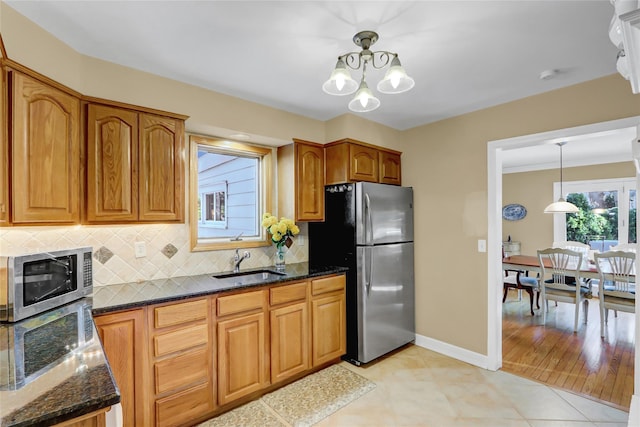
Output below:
[212,269,286,285]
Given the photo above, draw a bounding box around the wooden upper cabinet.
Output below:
[325,138,401,186]
[277,139,324,222]
[379,150,402,185]
[139,113,184,221]
[11,71,80,224]
[86,104,139,222]
[349,144,378,182]
[85,103,185,223]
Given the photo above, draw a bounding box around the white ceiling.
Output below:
[4,0,637,170]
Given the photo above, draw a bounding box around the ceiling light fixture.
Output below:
[544,142,579,214]
[322,30,414,113]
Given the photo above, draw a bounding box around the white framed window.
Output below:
[552,177,637,249]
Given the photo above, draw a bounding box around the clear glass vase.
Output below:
[274,244,286,270]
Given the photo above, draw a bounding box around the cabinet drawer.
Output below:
[311,275,346,296]
[154,323,208,357]
[155,382,214,427]
[270,282,307,306]
[154,298,208,329]
[217,290,266,317]
[155,348,209,394]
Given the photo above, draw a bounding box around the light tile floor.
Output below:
[315,345,629,427]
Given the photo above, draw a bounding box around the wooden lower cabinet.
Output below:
[311,276,347,367]
[149,297,214,427]
[270,282,310,383]
[93,309,147,427]
[217,291,269,405]
[52,408,109,427]
[94,274,346,425]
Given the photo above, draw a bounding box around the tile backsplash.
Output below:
[0,223,308,286]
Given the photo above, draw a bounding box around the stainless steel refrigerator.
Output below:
[309,182,415,365]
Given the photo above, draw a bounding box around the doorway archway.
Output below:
[486,116,640,405]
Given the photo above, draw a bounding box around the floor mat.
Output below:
[197,364,375,427]
[261,364,376,427]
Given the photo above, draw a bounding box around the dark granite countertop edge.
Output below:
[91,264,348,315]
[8,393,121,427]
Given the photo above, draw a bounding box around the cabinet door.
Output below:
[138,113,184,222]
[86,104,139,222]
[311,293,346,367]
[94,309,147,427]
[295,142,324,221]
[11,72,80,223]
[270,301,309,383]
[379,151,402,185]
[217,312,268,405]
[52,408,109,427]
[349,144,378,182]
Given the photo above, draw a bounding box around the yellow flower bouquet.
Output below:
[261,213,300,249]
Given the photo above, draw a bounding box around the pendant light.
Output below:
[544,142,579,214]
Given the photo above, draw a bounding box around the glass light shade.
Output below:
[377,56,415,94]
[609,15,623,48]
[348,80,380,112]
[322,59,358,95]
[544,198,579,214]
[617,50,630,80]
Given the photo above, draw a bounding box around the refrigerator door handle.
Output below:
[365,247,372,296]
[364,193,373,245]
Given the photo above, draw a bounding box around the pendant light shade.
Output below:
[377,55,415,94]
[348,79,380,112]
[322,58,358,95]
[544,198,580,214]
[544,142,579,214]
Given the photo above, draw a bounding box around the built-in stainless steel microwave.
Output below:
[0,247,93,323]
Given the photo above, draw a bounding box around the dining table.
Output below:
[502,254,601,280]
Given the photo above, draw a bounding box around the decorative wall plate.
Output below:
[502,204,527,221]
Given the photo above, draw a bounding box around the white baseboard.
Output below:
[628,395,639,426]
[414,333,491,370]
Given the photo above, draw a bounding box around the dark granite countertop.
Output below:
[92,262,348,314]
[0,299,120,427]
[0,263,344,426]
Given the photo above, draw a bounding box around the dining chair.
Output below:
[603,243,636,317]
[610,243,638,253]
[502,270,540,315]
[538,248,591,332]
[552,241,590,268]
[594,251,636,337]
[502,245,523,302]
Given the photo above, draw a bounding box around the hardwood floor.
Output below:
[501,288,635,410]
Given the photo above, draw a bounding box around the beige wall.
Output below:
[402,76,640,355]
[503,162,636,256]
[2,2,640,357]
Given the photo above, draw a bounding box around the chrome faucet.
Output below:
[233,249,251,272]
